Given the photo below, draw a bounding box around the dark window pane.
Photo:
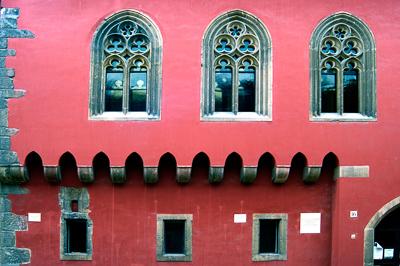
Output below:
[129,71,147,111]
[215,69,232,112]
[164,220,185,254]
[321,69,337,113]
[66,219,87,253]
[259,219,279,254]
[105,70,123,111]
[238,71,255,112]
[343,69,359,113]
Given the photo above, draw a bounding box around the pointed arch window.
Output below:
[310,12,376,121]
[90,10,162,120]
[201,10,272,121]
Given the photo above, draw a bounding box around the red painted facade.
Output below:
[3,0,400,265]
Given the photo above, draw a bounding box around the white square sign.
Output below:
[300,213,321,234]
[234,214,246,223]
[28,213,41,222]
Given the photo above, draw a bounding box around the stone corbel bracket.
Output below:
[110,167,126,184]
[0,165,27,184]
[209,166,224,184]
[303,166,322,183]
[272,166,290,184]
[78,167,94,183]
[240,167,257,184]
[43,166,61,183]
[144,167,158,184]
[176,167,191,184]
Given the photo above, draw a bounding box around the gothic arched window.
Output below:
[310,12,376,121]
[90,10,162,120]
[201,10,272,121]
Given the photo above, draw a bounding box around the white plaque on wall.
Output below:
[300,213,321,234]
[28,213,41,222]
[234,214,246,223]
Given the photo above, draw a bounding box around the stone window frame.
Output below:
[156,214,193,262]
[201,10,272,121]
[59,187,93,261]
[310,12,376,122]
[252,213,288,261]
[89,9,162,121]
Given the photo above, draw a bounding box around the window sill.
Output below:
[252,253,287,261]
[61,252,92,261]
[310,113,376,122]
[157,254,192,262]
[90,112,160,121]
[201,112,272,122]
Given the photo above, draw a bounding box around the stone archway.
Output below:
[364,196,400,266]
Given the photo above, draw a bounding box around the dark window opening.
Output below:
[105,69,123,111]
[164,220,185,254]
[343,69,359,113]
[259,219,279,254]
[66,219,87,253]
[129,70,147,111]
[238,69,255,112]
[215,68,233,112]
[70,200,79,212]
[321,69,337,113]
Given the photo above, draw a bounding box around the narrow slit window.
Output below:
[66,219,87,253]
[259,219,279,254]
[215,61,233,112]
[164,220,185,254]
[343,66,359,113]
[321,66,337,113]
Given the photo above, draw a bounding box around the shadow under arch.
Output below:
[92,152,111,183]
[191,152,210,183]
[256,152,275,184]
[24,151,44,182]
[223,152,243,183]
[321,152,339,180]
[158,152,177,183]
[125,152,144,184]
[59,152,80,185]
[287,152,308,182]
[364,196,400,266]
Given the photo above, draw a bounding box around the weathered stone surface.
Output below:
[144,167,158,184]
[240,167,257,184]
[0,50,15,57]
[0,29,34,38]
[43,166,61,183]
[0,136,10,150]
[0,166,27,184]
[0,196,11,212]
[0,39,8,49]
[302,166,321,183]
[0,98,7,109]
[0,151,19,165]
[0,247,30,264]
[110,167,126,184]
[0,89,25,98]
[0,68,15,78]
[0,108,8,127]
[209,167,224,184]
[0,77,13,89]
[0,127,18,136]
[176,167,191,184]
[0,213,27,231]
[0,231,16,247]
[0,184,28,195]
[78,167,94,183]
[335,166,370,178]
[272,166,290,184]
[0,8,20,18]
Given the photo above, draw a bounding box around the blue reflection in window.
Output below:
[343,69,358,113]
[129,71,147,111]
[105,70,123,111]
[321,69,337,113]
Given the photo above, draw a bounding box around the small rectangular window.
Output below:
[252,213,287,261]
[157,214,192,262]
[66,219,87,253]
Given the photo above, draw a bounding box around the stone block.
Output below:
[0,57,6,67]
[0,196,11,212]
[0,8,20,18]
[0,89,25,98]
[0,184,28,195]
[0,151,19,165]
[0,98,7,109]
[0,49,15,57]
[0,127,18,136]
[0,213,27,231]
[0,108,8,126]
[0,39,8,49]
[0,77,14,89]
[0,68,15,78]
[0,231,16,247]
[110,167,126,184]
[0,248,30,264]
[0,29,34,38]
[0,166,28,184]
[0,136,10,150]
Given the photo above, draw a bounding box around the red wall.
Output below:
[4,0,400,265]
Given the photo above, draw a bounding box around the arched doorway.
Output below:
[364,196,400,266]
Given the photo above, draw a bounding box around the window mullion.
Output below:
[122,65,129,114]
[100,66,106,114]
[233,64,239,114]
[338,67,344,115]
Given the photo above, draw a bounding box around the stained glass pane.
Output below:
[129,71,147,111]
[321,69,337,113]
[343,69,359,113]
[215,69,232,112]
[238,71,255,112]
[105,70,123,111]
